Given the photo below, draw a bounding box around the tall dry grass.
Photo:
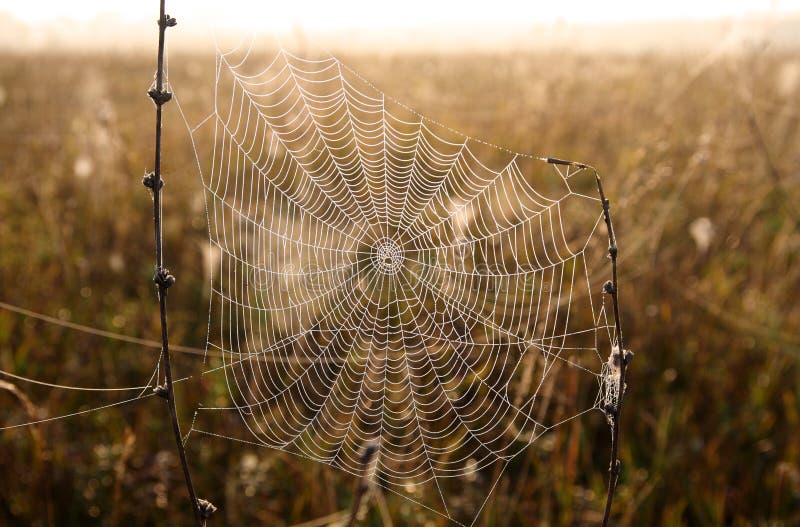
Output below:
[0,45,798,525]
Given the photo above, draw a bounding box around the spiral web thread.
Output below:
[184,39,617,524]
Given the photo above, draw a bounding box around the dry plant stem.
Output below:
[595,173,628,527]
[546,158,628,526]
[372,486,395,527]
[346,445,377,527]
[110,427,137,527]
[346,471,369,527]
[0,380,54,526]
[148,1,203,525]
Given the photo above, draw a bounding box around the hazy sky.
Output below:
[4,0,800,30]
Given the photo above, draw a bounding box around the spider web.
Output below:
[182,37,617,524]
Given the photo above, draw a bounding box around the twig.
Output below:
[144,1,214,525]
[370,485,395,527]
[346,442,379,527]
[595,172,630,527]
[0,380,54,526]
[545,159,631,526]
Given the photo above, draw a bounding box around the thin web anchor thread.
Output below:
[187,40,620,524]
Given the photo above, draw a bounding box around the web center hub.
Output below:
[372,238,404,275]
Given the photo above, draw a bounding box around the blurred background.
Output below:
[1,1,799,525]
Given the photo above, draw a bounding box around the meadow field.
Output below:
[0,43,799,526]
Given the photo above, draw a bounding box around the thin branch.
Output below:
[144,1,214,524]
[0,380,54,526]
[371,485,395,527]
[347,442,379,527]
[595,172,630,527]
[545,159,631,526]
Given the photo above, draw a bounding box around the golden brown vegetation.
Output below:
[0,45,798,526]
